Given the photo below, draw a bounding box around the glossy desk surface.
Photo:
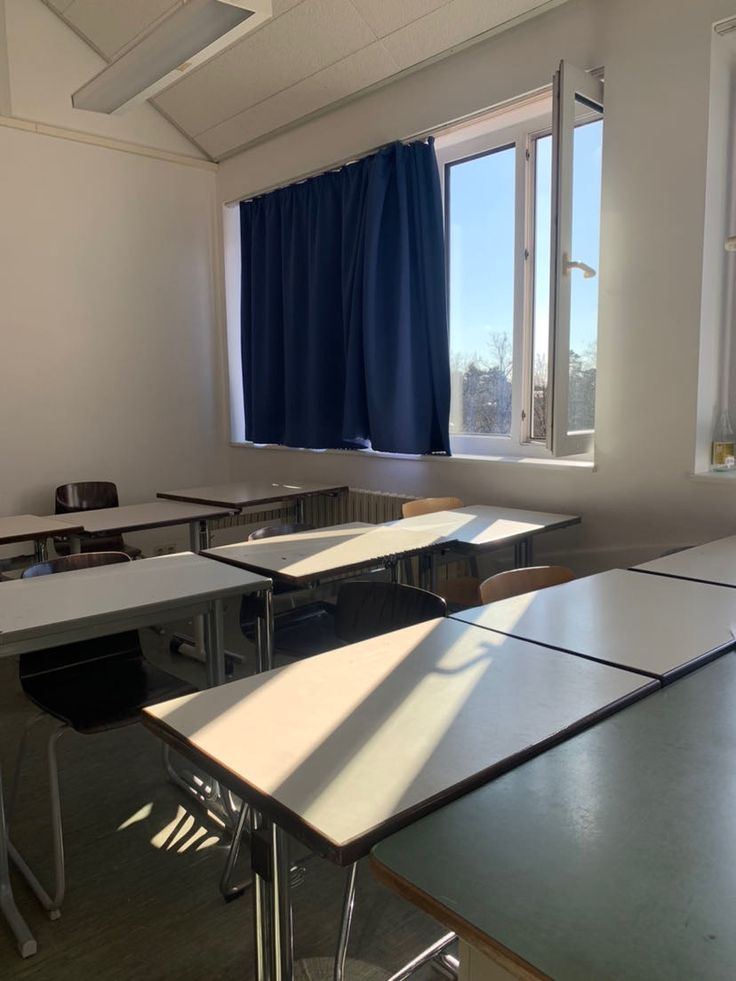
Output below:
[453,568,736,681]
[0,514,82,545]
[372,653,736,981]
[634,534,736,588]
[0,552,269,655]
[144,617,656,864]
[202,521,436,584]
[45,500,235,535]
[395,505,580,550]
[157,479,348,510]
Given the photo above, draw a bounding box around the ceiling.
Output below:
[42,0,564,161]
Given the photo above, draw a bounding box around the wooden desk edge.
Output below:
[0,522,84,544]
[157,486,349,509]
[369,856,549,981]
[142,675,657,868]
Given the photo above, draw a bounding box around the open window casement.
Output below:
[548,61,604,456]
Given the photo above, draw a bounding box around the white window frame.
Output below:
[548,61,604,456]
[436,63,603,460]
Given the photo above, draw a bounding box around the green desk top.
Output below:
[372,652,736,981]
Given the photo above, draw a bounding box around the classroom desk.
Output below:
[0,515,83,564]
[371,652,736,981]
[395,504,580,567]
[201,520,442,587]
[143,616,656,981]
[157,479,348,521]
[47,500,236,554]
[633,533,736,587]
[453,568,736,683]
[0,552,271,958]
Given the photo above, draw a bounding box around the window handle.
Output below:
[563,255,596,279]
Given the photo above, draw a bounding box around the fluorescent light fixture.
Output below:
[726,236,736,252]
[72,0,272,114]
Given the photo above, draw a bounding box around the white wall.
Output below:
[0,1,227,555]
[216,0,736,573]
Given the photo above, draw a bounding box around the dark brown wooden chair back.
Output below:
[55,481,120,514]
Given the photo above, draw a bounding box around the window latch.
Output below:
[563,254,596,279]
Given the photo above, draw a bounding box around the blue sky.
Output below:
[448,120,603,368]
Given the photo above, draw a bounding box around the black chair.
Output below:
[9,552,196,918]
[54,481,141,559]
[239,523,334,654]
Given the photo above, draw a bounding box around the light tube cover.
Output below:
[72,0,272,114]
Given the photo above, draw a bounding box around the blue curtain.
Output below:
[240,139,451,455]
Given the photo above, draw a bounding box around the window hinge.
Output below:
[521,409,527,421]
[524,248,530,260]
[525,148,530,161]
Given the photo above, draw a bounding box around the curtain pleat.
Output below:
[240,139,451,455]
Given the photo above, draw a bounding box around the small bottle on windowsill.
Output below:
[712,409,736,470]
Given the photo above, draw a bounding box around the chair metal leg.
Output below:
[0,764,37,957]
[334,862,357,981]
[220,799,251,901]
[8,724,66,919]
[385,932,457,981]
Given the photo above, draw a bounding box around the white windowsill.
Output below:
[229,441,596,472]
[690,469,736,482]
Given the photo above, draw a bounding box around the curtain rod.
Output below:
[224,84,553,208]
[225,67,602,208]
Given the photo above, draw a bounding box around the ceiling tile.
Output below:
[199,40,398,157]
[381,0,556,70]
[43,0,76,12]
[63,0,180,59]
[155,0,377,136]
[348,0,452,38]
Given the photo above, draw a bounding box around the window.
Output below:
[437,63,604,458]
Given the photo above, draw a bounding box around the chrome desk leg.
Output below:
[205,598,226,688]
[271,824,293,981]
[33,539,48,563]
[69,535,82,556]
[256,588,274,673]
[220,800,251,901]
[525,537,534,566]
[334,862,357,981]
[0,766,37,958]
[420,552,438,592]
[250,813,273,981]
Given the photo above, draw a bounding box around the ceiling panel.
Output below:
[155,0,377,136]
[42,0,568,160]
[348,0,452,38]
[199,39,398,157]
[62,0,180,59]
[381,0,558,69]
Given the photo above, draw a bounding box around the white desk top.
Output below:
[158,479,348,509]
[0,552,269,655]
[203,521,442,584]
[394,505,580,550]
[453,568,736,682]
[634,535,736,588]
[45,501,235,535]
[144,617,655,863]
[0,514,83,545]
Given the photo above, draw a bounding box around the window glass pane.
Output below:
[447,144,515,436]
[568,114,602,434]
[532,134,551,441]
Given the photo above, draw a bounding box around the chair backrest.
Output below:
[55,481,120,514]
[479,565,575,605]
[20,552,137,677]
[402,496,464,519]
[249,522,315,541]
[335,580,447,645]
[22,551,131,579]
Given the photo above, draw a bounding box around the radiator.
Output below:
[207,487,414,547]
